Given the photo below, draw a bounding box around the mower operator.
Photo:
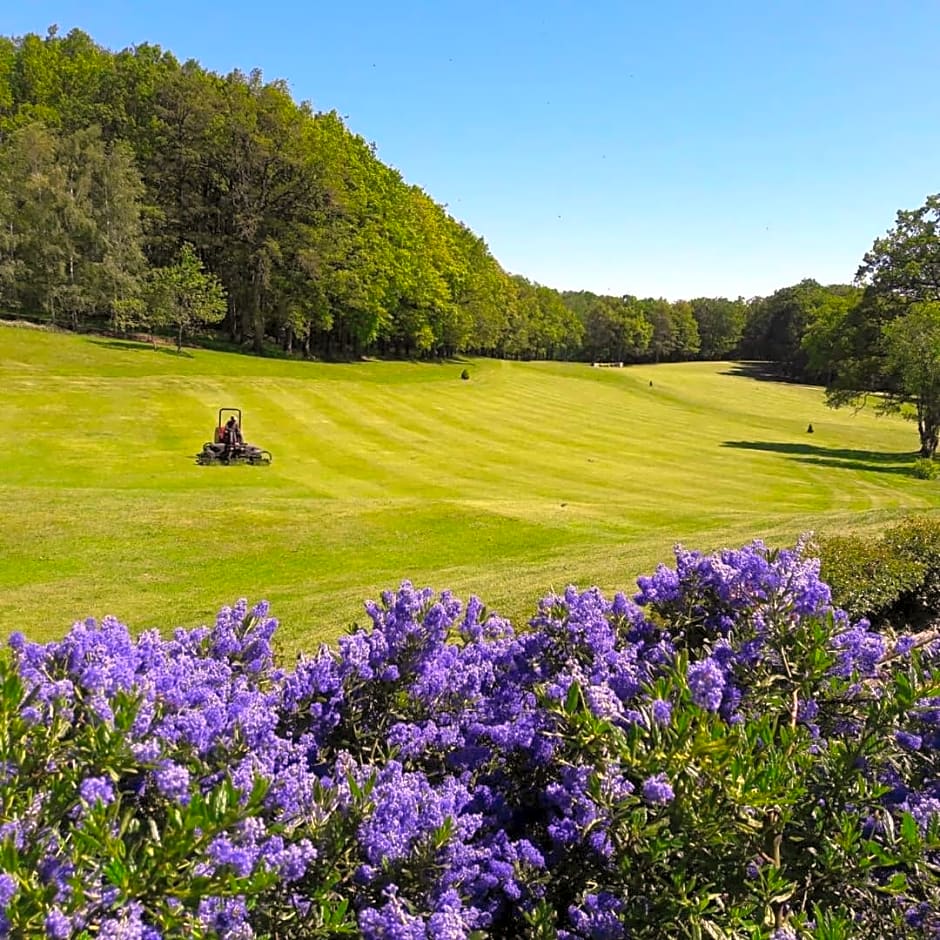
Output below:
[223,415,242,459]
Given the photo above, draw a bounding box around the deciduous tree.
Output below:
[146,242,225,351]
[690,297,746,360]
[826,195,940,455]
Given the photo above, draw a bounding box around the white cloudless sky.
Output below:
[7,0,940,299]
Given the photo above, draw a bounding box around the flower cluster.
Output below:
[1,540,939,938]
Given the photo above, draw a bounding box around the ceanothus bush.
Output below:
[1,540,939,938]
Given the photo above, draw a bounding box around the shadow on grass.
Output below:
[722,440,917,476]
[90,334,471,366]
[88,339,194,359]
[720,361,823,387]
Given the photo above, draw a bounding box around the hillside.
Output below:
[3,324,939,652]
[0,28,586,361]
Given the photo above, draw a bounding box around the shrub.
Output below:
[460,368,470,380]
[818,514,940,628]
[913,457,940,480]
[885,514,940,620]
[816,531,924,622]
[2,543,940,938]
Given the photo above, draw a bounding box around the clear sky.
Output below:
[7,1,940,300]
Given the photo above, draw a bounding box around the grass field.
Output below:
[3,323,939,654]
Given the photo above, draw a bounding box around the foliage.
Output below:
[817,514,940,628]
[690,296,748,360]
[825,296,940,458]
[740,280,862,382]
[857,195,940,306]
[880,303,940,457]
[0,122,146,328]
[4,541,940,937]
[884,515,940,624]
[460,368,470,380]
[3,26,850,368]
[562,291,653,364]
[562,291,709,365]
[0,27,582,361]
[642,296,700,362]
[913,458,940,481]
[815,532,924,623]
[7,20,940,404]
[824,196,940,457]
[144,243,226,352]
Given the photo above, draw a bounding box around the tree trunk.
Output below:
[920,429,938,458]
[919,407,940,458]
[251,276,264,354]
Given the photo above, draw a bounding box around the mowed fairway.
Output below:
[3,324,940,653]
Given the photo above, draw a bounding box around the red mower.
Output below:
[196,407,272,466]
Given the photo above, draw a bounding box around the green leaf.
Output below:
[564,681,582,715]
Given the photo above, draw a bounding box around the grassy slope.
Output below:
[2,324,938,654]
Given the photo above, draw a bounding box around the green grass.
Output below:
[3,324,939,654]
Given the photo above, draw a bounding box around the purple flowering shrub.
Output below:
[1,542,940,938]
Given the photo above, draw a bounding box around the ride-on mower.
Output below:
[196,407,272,465]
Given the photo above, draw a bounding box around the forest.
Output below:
[0,27,855,365]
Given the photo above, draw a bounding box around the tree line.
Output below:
[0,27,584,359]
[0,27,843,365]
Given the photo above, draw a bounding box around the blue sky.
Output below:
[7,1,940,300]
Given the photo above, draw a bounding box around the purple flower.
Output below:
[359,890,427,939]
[207,835,256,878]
[357,762,471,866]
[38,855,73,901]
[154,761,191,804]
[896,635,916,655]
[566,892,625,939]
[896,730,923,751]
[265,839,317,882]
[687,658,725,711]
[635,563,681,605]
[830,621,886,678]
[0,873,15,909]
[2,536,929,938]
[427,889,469,940]
[909,794,940,831]
[44,908,71,939]
[197,896,250,935]
[79,775,115,807]
[642,773,674,805]
[585,684,623,720]
[98,901,161,939]
[906,902,931,928]
[650,698,672,725]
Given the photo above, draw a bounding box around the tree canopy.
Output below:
[882,302,940,457]
[146,242,227,352]
[819,194,940,457]
[0,28,585,360]
[0,26,801,367]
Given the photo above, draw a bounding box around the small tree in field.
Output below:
[146,243,226,352]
